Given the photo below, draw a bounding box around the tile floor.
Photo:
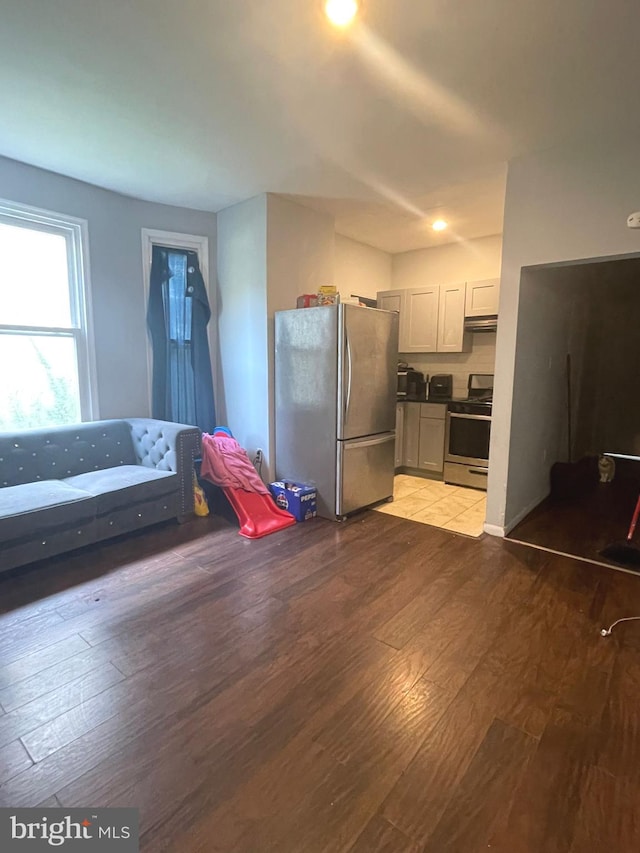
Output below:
[373,474,487,537]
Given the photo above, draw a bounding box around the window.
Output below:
[0,200,97,430]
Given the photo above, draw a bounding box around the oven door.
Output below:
[445,412,491,466]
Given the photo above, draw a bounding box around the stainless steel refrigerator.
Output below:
[275,304,399,520]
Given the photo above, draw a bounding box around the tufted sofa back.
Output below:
[0,420,137,488]
[128,419,179,473]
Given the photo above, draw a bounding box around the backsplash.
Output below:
[400,332,496,397]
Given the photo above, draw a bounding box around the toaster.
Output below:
[428,374,453,401]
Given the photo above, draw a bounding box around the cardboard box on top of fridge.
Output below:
[269,481,317,521]
[296,286,340,308]
[296,294,318,308]
[317,285,339,305]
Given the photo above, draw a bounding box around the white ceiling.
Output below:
[0,1,638,253]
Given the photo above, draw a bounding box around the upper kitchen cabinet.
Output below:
[437,283,470,353]
[377,283,471,353]
[465,278,500,317]
[403,286,439,352]
[377,290,404,314]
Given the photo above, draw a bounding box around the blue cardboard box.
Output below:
[269,481,317,522]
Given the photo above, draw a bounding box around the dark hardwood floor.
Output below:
[1,510,640,851]
[509,463,640,573]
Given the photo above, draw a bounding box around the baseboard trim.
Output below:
[483,487,549,539]
[505,537,640,578]
[502,489,549,535]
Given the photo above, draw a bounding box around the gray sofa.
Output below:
[0,418,201,573]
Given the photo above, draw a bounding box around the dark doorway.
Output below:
[506,256,640,572]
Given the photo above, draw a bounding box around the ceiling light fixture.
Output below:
[325,0,359,28]
[432,219,448,232]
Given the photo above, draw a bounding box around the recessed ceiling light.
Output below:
[432,219,448,231]
[325,0,359,28]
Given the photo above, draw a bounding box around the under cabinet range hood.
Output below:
[464,314,498,333]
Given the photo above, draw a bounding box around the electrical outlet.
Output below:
[255,449,263,464]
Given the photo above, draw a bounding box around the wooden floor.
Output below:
[509,477,640,572]
[1,511,640,852]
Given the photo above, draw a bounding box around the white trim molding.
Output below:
[0,196,99,424]
[483,522,506,538]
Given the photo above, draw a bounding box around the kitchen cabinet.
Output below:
[437,283,470,353]
[397,402,446,474]
[465,278,500,317]
[402,403,420,468]
[377,290,404,315]
[395,403,404,469]
[418,403,446,472]
[403,287,440,352]
[377,284,469,353]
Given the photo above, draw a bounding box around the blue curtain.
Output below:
[147,245,216,431]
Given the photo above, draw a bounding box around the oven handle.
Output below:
[448,412,492,422]
[468,467,488,476]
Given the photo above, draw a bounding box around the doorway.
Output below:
[504,256,640,570]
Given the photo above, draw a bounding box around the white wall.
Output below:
[334,234,392,301]
[216,193,335,481]
[404,334,497,399]
[0,155,217,421]
[487,138,640,534]
[267,195,335,315]
[216,195,269,467]
[392,234,503,289]
[266,195,335,475]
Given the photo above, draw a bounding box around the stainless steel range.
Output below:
[444,374,493,490]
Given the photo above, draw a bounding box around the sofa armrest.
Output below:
[124,418,201,519]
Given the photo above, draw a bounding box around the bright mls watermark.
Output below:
[0,809,139,851]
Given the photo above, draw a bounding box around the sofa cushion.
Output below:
[0,421,137,488]
[63,465,177,515]
[0,480,96,542]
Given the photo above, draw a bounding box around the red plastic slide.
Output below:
[200,428,296,539]
[223,486,296,539]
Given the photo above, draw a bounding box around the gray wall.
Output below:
[573,259,640,459]
[487,138,640,534]
[0,155,217,420]
[501,264,592,527]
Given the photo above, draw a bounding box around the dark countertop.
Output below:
[397,397,451,404]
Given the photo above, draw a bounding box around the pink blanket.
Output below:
[200,433,270,495]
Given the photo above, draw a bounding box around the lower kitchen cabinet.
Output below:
[397,402,446,474]
[395,403,404,469]
[402,403,420,468]
[418,414,446,472]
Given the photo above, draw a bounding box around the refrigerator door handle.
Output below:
[343,432,396,450]
[345,332,353,424]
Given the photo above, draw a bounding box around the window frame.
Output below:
[0,198,99,427]
[141,228,211,414]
